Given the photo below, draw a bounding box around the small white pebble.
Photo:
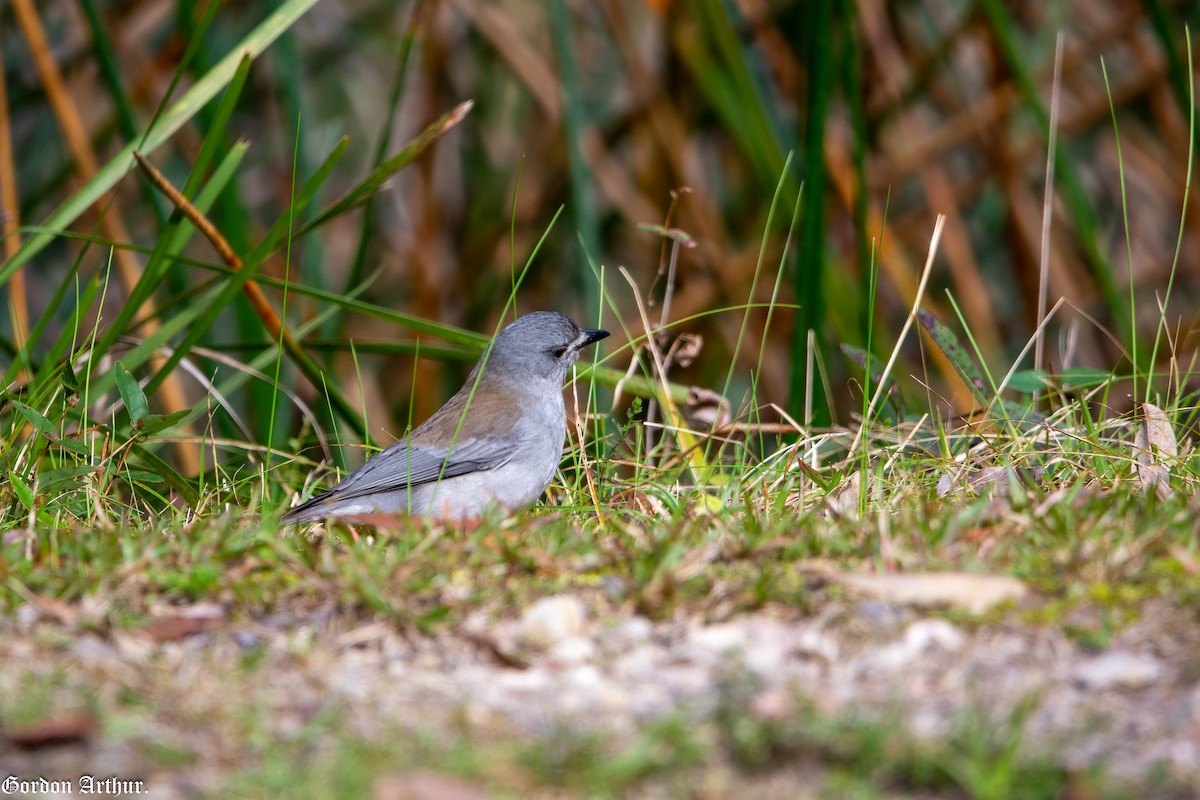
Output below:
[518,595,588,651]
[1072,651,1163,690]
[546,636,596,666]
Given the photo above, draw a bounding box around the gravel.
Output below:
[3,593,1199,795]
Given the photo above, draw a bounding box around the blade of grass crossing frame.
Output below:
[270,33,321,292]
[1101,58,1139,402]
[271,33,328,454]
[0,0,322,286]
[292,101,474,240]
[1146,29,1195,405]
[96,55,253,358]
[346,0,423,293]
[695,0,787,182]
[142,138,346,395]
[36,274,101,397]
[78,0,167,226]
[96,143,250,361]
[174,3,266,441]
[181,52,278,442]
[156,0,224,148]
[164,0,240,310]
[267,116,308,474]
[789,0,835,425]
[180,57,253,201]
[3,247,91,386]
[841,0,872,332]
[714,154,794,471]
[550,0,599,321]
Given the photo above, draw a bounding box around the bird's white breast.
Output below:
[410,387,566,518]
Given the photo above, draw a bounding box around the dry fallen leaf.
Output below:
[817,569,1028,614]
[141,615,223,642]
[823,471,862,520]
[938,463,1013,497]
[937,463,1045,498]
[139,602,226,642]
[4,712,98,750]
[1134,402,1177,500]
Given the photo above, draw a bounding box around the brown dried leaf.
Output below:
[141,616,222,642]
[823,471,862,520]
[22,593,81,627]
[937,464,1044,498]
[819,570,1028,614]
[141,603,226,641]
[4,712,98,750]
[630,488,669,517]
[966,466,1010,496]
[1134,403,1177,500]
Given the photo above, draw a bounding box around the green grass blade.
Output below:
[291,101,474,240]
[346,1,423,292]
[789,0,836,425]
[550,0,600,320]
[141,137,347,396]
[78,0,167,226]
[0,0,323,287]
[3,249,89,386]
[96,142,252,361]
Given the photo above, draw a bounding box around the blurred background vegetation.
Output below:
[1,0,1198,480]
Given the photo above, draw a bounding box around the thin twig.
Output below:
[848,215,946,460]
[619,266,701,475]
[131,152,287,341]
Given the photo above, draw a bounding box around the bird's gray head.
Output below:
[472,311,609,387]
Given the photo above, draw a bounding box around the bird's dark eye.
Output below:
[551,346,568,359]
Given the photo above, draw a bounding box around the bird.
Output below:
[283,311,609,522]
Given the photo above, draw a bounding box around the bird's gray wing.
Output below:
[304,435,514,505]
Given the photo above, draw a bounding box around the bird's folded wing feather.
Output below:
[306,436,514,504]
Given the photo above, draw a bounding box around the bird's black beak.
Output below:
[578,328,610,348]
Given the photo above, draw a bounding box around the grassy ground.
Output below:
[3,2,1200,798]
[3,387,1199,797]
